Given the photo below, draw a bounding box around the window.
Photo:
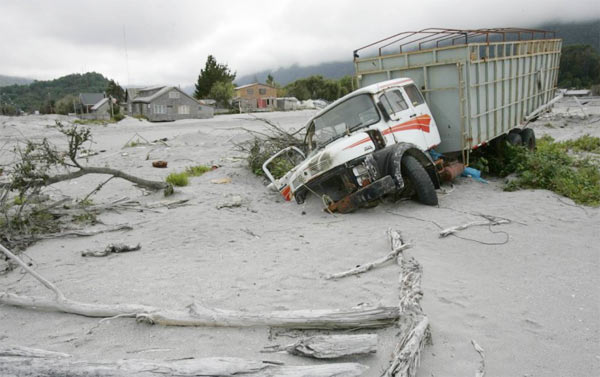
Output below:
[380,90,409,115]
[259,88,267,95]
[169,91,180,99]
[247,89,254,95]
[403,84,425,106]
[178,105,190,115]
[153,104,166,114]
[310,94,379,147]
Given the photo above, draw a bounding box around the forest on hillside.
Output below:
[0,72,109,114]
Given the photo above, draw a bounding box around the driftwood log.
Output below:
[0,346,368,377]
[265,334,378,359]
[0,243,399,329]
[382,230,431,377]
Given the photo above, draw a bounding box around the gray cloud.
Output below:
[1,0,598,85]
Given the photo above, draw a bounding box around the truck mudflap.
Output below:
[327,175,396,214]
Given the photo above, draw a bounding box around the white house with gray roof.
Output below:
[127,86,213,121]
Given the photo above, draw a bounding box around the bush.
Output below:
[166,172,189,187]
[474,135,600,206]
[185,165,212,177]
[112,113,125,122]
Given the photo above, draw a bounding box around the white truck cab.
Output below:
[263,78,442,213]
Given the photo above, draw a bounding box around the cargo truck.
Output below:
[263,28,562,213]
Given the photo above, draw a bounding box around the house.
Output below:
[78,93,105,114]
[76,93,112,120]
[234,83,277,111]
[126,86,213,121]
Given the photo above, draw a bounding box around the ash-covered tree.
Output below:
[208,81,235,108]
[194,55,236,99]
[106,80,125,103]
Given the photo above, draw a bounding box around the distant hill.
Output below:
[0,74,34,87]
[0,72,109,112]
[235,61,354,87]
[538,19,600,51]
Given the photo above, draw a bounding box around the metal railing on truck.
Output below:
[353,28,561,163]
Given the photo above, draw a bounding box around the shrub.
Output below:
[166,172,189,187]
[474,135,600,206]
[112,113,125,122]
[185,165,212,177]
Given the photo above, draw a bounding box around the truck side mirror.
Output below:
[377,101,390,121]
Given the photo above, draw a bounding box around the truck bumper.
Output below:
[327,175,396,214]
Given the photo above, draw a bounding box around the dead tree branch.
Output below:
[81,243,141,257]
[439,216,510,237]
[0,346,368,377]
[325,230,412,279]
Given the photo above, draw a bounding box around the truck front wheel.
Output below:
[401,155,438,206]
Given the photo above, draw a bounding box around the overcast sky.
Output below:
[1,0,598,86]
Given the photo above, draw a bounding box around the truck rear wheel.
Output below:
[506,132,522,146]
[401,155,438,206]
[521,128,536,150]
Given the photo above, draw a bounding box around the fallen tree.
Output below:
[0,242,399,329]
[0,346,368,377]
[0,122,171,251]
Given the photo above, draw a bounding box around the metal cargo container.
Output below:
[354,28,561,157]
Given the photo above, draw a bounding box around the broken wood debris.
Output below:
[151,160,168,168]
[0,242,400,329]
[263,334,377,359]
[325,230,412,280]
[81,243,141,257]
[0,346,368,377]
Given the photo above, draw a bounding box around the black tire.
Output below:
[521,128,536,150]
[401,155,438,206]
[506,132,522,146]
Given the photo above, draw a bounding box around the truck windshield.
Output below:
[310,94,379,148]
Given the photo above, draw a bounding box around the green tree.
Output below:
[106,80,125,103]
[55,94,78,115]
[194,55,236,99]
[266,74,275,86]
[558,44,600,88]
[208,81,235,108]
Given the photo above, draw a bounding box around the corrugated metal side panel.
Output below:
[465,40,561,149]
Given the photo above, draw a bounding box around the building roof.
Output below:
[80,93,105,106]
[234,82,276,90]
[91,98,109,111]
[132,86,200,104]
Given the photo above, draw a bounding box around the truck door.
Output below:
[401,84,441,149]
[379,88,428,148]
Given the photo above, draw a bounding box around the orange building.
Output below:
[234,83,277,110]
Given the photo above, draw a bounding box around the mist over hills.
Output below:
[0,74,34,87]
